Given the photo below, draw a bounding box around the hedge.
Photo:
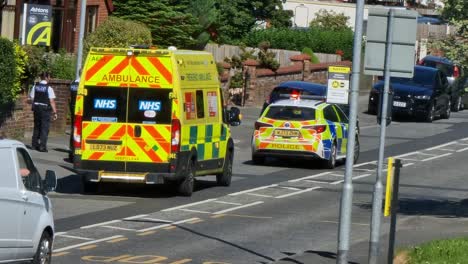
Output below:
[0,38,18,104]
[242,27,354,60]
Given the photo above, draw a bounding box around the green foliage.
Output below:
[216,0,293,44]
[243,27,354,60]
[257,41,279,71]
[408,237,468,263]
[302,47,320,64]
[22,45,48,83]
[309,9,350,31]
[229,72,244,88]
[85,16,152,56]
[13,42,28,98]
[112,0,199,49]
[224,45,256,69]
[186,0,220,49]
[216,62,225,76]
[430,0,468,67]
[49,50,77,80]
[0,38,18,104]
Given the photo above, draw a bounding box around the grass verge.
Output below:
[403,237,468,264]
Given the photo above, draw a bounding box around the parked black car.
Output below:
[419,55,465,112]
[368,66,451,122]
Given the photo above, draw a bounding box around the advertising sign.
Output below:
[21,4,52,46]
[326,66,351,105]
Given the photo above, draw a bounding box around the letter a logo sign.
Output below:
[21,4,52,46]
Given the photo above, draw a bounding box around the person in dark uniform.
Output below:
[69,73,80,160]
[29,72,57,152]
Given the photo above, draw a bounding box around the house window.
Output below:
[86,5,98,34]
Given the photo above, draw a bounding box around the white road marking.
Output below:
[103,226,137,232]
[421,152,452,162]
[395,151,421,158]
[124,214,148,220]
[426,141,457,151]
[55,234,93,241]
[456,147,468,153]
[320,220,369,226]
[179,208,212,214]
[138,218,200,232]
[141,218,172,223]
[278,186,301,191]
[288,172,331,183]
[275,187,321,198]
[55,232,66,236]
[213,201,264,214]
[330,173,372,185]
[54,235,123,252]
[246,193,273,198]
[435,148,455,152]
[81,220,122,229]
[330,173,344,177]
[397,158,420,161]
[418,152,438,156]
[214,201,242,206]
[403,162,414,167]
[353,161,377,168]
[162,199,217,211]
[229,184,278,195]
[305,179,329,183]
[457,143,468,146]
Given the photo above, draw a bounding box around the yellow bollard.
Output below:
[384,157,394,217]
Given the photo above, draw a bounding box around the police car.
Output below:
[251,97,359,168]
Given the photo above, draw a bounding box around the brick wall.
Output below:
[74,0,112,52]
[0,80,72,139]
[223,57,352,107]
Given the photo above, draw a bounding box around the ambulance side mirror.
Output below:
[227,107,241,126]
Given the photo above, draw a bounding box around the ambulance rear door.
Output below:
[124,54,174,170]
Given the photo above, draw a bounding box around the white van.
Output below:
[0,138,57,263]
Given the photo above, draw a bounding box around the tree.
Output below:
[430,0,467,66]
[309,9,350,31]
[186,0,220,49]
[216,0,293,44]
[112,0,200,49]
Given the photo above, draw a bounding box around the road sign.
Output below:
[21,4,52,46]
[326,66,351,104]
[364,8,418,78]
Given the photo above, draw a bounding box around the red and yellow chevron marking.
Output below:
[125,124,171,163]
[81,122,127,161]
[75,95,84,116]
[84,53,173,88]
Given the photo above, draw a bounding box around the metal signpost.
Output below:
[326,66,351,105]
[336,0,365,263]
[76,0,87,80]
[364,8,418,264]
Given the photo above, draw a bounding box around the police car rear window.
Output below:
[265,106,315,121]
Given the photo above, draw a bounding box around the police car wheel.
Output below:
[178,160,195,196]
[216,150,233,187]
[324,143,337,169]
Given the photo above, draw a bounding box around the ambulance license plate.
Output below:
[89,144,119,151]
[274,129,299,137]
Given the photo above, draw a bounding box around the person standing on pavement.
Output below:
[30,72,57,152]
[69,72,80,159]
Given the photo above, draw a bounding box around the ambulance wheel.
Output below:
[252,154,264,165]
[324,143,337,169]
[178,159,195,196]
[216,150,233,187]
[82,178,99,193]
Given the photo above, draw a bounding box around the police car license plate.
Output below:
[274,129,299,137]
[89,144,119,151]
[393,101,406,107]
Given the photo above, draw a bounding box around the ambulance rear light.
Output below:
[454,66,460,78]
[73,115,83,148]
[171,118,181,153]
[302,125,327,133]
[255,121,273,130]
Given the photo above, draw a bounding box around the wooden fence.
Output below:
[204,44,341,66]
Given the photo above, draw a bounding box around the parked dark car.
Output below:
[262,81,359,133]
[462,78,468,109]
[419,55,465,111]
[368,66,451,122]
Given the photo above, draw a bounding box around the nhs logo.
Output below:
[138,100,161,111]
[94,99,117,110]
